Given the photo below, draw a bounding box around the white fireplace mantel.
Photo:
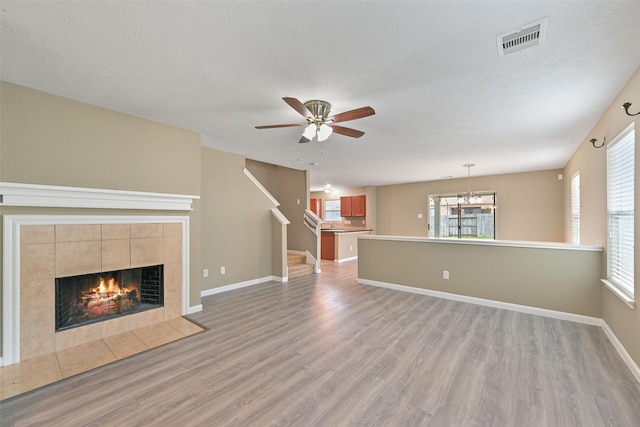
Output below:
[0,182,199,211]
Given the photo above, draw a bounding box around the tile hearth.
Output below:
[1,317,203,401]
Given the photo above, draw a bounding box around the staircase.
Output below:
[287,252,314,279]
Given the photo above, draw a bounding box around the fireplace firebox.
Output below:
[55,265,164,331]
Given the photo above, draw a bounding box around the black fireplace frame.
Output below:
[55,264,164,331]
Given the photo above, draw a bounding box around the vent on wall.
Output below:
[497,18,548,57]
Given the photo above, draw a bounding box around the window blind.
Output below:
[607,125,635,297]
[571,172,580,244]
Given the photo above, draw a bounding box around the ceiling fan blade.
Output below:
[298,136,312,144]
[283,97,313,118]
[330,125,365,138]
[255,123,304,129]
[328,106,375,123]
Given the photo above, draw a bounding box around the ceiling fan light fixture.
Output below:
[302,124,317,140]
[317,124,333,141]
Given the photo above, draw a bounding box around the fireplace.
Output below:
[55,264,164,331]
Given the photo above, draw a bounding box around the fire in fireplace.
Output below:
[55,264,164,331]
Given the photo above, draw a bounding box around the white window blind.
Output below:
[571,172,580,244]
[324,199,341,221]
[606,124,635,297]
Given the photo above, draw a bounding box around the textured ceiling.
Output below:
[2,1,639,191]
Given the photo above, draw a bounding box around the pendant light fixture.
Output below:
[457,164,479,204]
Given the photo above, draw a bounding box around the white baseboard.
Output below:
[357,278,602,326]
[187,304,203,314]
[201,276,274,297]
[337,256,358,263]
[601,321,640,383]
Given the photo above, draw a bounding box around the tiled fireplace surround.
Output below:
[3,217,188,366]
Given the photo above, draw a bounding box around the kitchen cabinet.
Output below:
[310,198,322,217]
[340,195,366,217]
[321,231,335,260]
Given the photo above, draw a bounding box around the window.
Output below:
[606,124,635,298]
[571,172,580,244]
[323,199,341,221]
[428,192,496,239]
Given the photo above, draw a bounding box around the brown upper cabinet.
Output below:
[340,195,366,217]
[310,198,322,217]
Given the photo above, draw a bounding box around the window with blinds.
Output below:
[571,172,580,244]
[606,124,635,298]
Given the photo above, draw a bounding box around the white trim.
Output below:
[337,256,358,263]
[201,276,274,297]
[357,278,602,326]
[2,214,191,367]
[243,168,280,206]
[270,208,290,225]
[358,235,602,252]
[601,279,636,309]
[601,321,640,383]
[187,305,203,314]
[0,182,199,211]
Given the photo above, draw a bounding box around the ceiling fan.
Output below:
[255,97,375,143]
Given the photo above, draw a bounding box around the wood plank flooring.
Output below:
[2,260,640,426]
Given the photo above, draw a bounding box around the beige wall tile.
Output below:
[164,223,182,238]
[55,224,101,242]
[102,223,130,240]
[163,236,182,264]
[101,314,134,337]
[130,223,163,239]
[123,308,165,330]
[131,237,163,267]
[21,243,55,284]
[21,276,54,313]
[56,241,101,277]
[20,307,56,360]
[21,225,54,244]
[102,239,131,271]
[55,322,102,351]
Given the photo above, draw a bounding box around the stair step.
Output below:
[287,252,314,279]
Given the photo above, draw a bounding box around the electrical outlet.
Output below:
[350,245,353,251]
[203,269,208,278]
[220,266,226,275]
[443,270,449,280]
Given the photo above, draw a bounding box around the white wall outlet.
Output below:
[296,198,300,205]
[443,270,450,280]
[418,213,423,219]
[350,245,353,251]
[203,269,208,278]
[220,266,226,275]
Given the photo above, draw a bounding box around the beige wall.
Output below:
[200,148,274,289]
[0,81,203,316]
[374,169,564,241]
[358,237,602,318]
[564,67,640,366]
[246,159,315,254]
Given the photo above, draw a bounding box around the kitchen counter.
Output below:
[321,229,373,261]
[320,228,373,234]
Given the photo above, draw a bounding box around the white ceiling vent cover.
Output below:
[497,18,548,58]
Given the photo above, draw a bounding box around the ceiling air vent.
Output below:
[497,18,548,58]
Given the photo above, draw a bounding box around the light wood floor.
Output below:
[2,260,640,426]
